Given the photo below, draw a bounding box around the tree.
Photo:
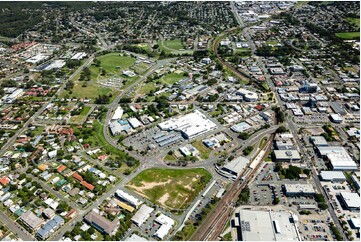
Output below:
[276,126,288,133]
[272,197,280,205]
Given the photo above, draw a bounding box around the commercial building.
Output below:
[330,114,343,123]
[283,184,315,197]
[71,52,87,60]
[84,211,119,235]
[115,190,142,208]
[218,156,249,179]
[125,234,148,241]
[128,118,142,129]
[19,210,44,231]
[236,88,258,102]
[310,136,328,147]
[158,110,217,139]
[111,106,124,120]
[233,209,300,241]
[273,150,301,162]
[231,122,252,133]
[131,204,154,227]
[319,171,346,182]
[339,192,360,211]
[317,146,358,171]
[5,89,24,104]
[154,214,175,240]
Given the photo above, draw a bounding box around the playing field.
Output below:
[94,53,136,74]
[346,18,360,28]
[335,32,360,39]
[127,168,212,210]
[158,39,193,55]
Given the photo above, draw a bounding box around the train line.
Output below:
[191,132,275,241]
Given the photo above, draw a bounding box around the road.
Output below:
[0,211,33,241]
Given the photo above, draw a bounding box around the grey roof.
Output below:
[319,171,346,181]
[84,211,119,235]
[36,215,64,239]
[222,156,249,176]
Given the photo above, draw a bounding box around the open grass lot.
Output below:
[155,72,185,86]
[70,106,91,123]
[132,43,151,52]
[159,39,193,55]
[127,168,212,210]
[191,140,211,160]
[335,32,360,39]
[162,39,184,51]
[347,17,360,28]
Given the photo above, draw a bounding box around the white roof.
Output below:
[131,204,154,226]
[284,184,315,194]
[158,110,217,139]
[154,214,174,240]
[350,217,360,229]
[340,192,360,209]
[318,147,358,170]
[111,106,124,120]
[128,118,142,129]
[223,156,249,176]
[115,190,142,207]
[319,171,346,181]
[125,234,148,241]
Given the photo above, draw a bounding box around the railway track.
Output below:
[191,132,275,241]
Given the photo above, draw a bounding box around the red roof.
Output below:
[72,172,83,182]
[0,176,10,185]
[65,209,77,218]
[81,181,94,191]
[255,105,263,111]
[57,165,67,173]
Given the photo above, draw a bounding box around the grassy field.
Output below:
[335,32,360,39]
[127,168,212,210]
[70,106,91,123]
[155,72,185,86]
[59,53,137,102]
[159,39,193,55]
[191,140,211,160]
[347,17,360,28]
[95,53,136,74]
[162,39,184,50]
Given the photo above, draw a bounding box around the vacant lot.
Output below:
[127,168,212,210]
[70,106,91,123]
[346,17,360,27]
[335,32,360,39]
[159,39,193,55]
[191,140,211,160]
[154,72,185,86]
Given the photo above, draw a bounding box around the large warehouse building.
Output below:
[158,110,217,139]
[232,208,300,241]
[317,146,358,170]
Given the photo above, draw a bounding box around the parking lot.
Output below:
[294,115,329,124]
[298,217,334,241]
[124,126,185,152]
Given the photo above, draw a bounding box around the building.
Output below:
[236,88,258,102]
[339,192,360,211]
[158,110,217,139]
[154,214,174,240]
[319,171,346,182]
[233,209,300,241]
[19,210,44,231]
[218,156,249,179]
[125,234,148,241]
[283,184,315,197]
[84,211,119,235]
[349,217,360,229]
[299,80,318,93]
[111,106,124,120]
[231,122,252,133]
[115,190,142,208]
[128,118,142,129]
[309,136,328,147]
[330,114,343,123]
[131,204,154,227]
[317,146,358,171]
[36,215,64,240]
[273,150,301,162]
